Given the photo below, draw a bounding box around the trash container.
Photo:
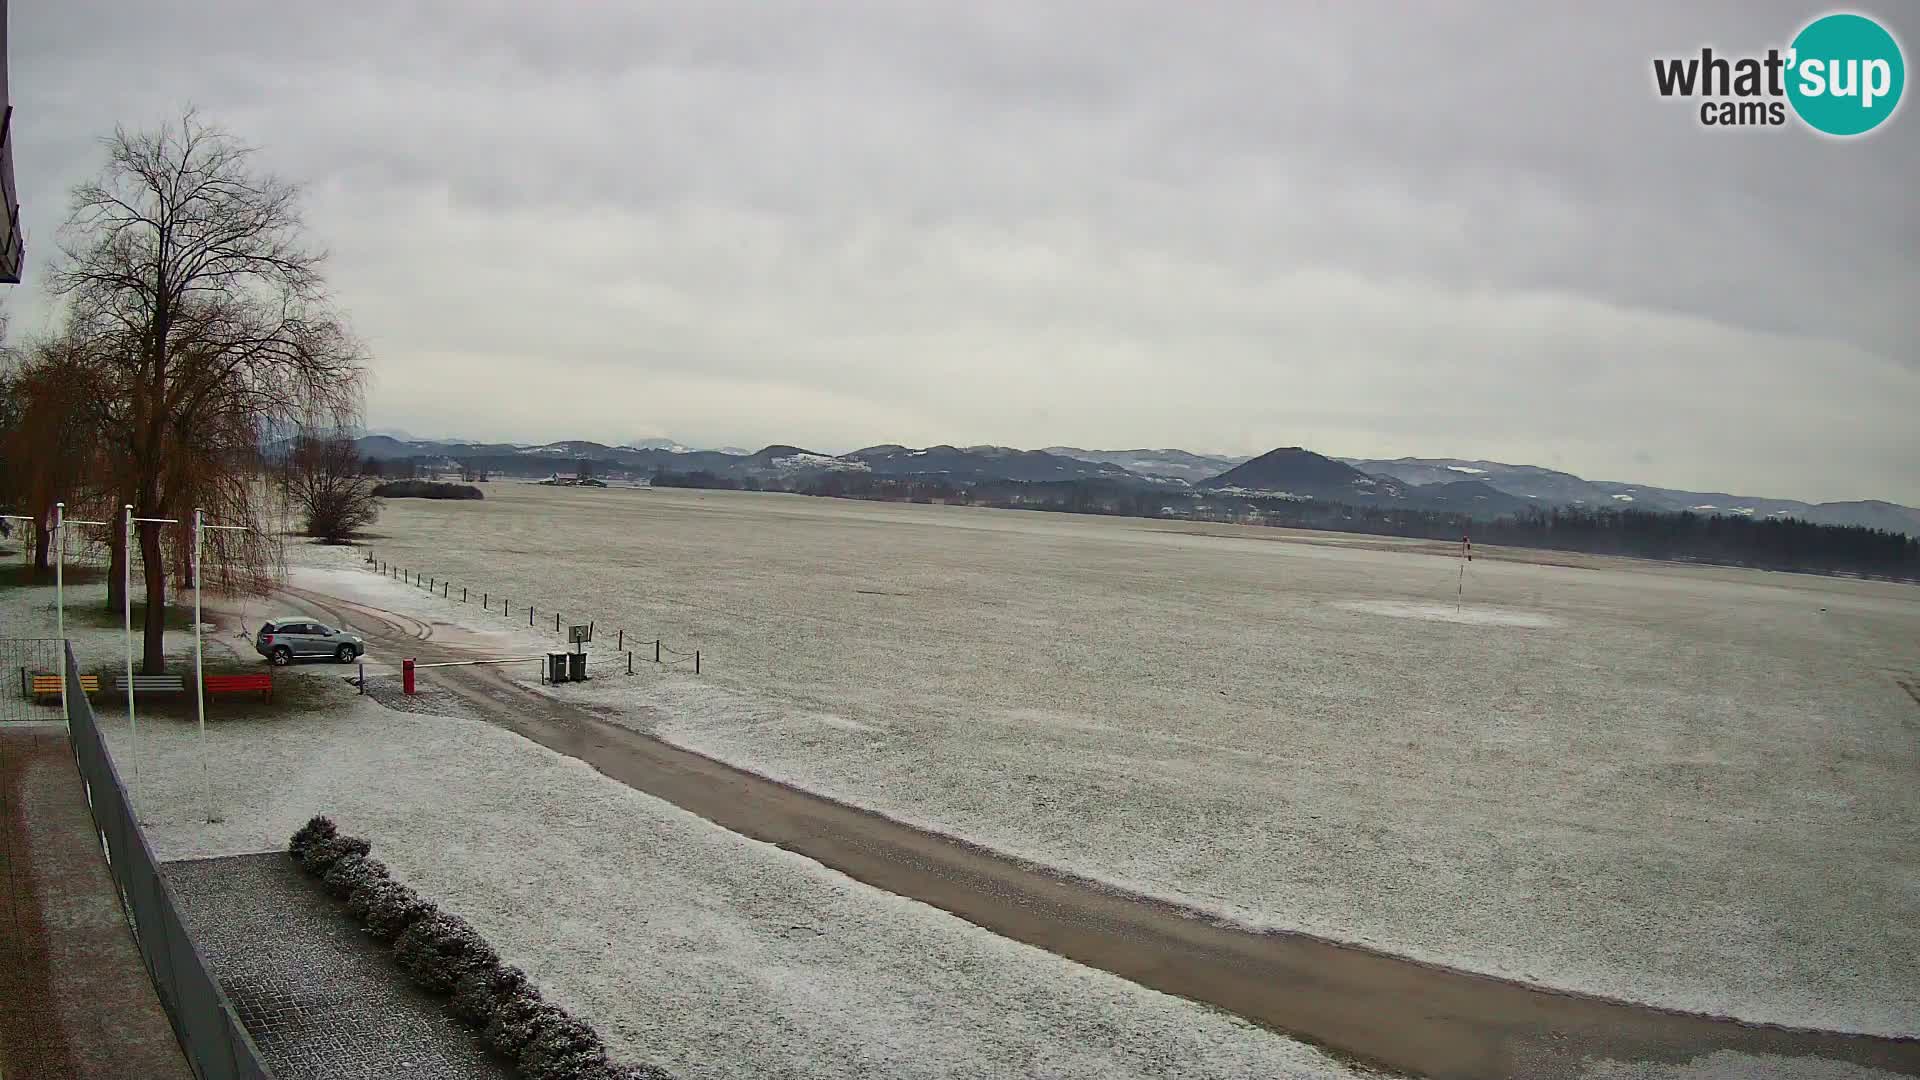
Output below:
[545,651,570,684]
[566,650,588,682]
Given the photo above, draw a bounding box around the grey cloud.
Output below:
[8,0,1917,503]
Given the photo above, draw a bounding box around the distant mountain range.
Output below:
[343,434,1920,536]
[1343,457,1920,536]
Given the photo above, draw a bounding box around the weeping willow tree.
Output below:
[50,110,364,673]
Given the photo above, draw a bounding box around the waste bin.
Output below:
[545,651,570,684]
[566,650,588,682]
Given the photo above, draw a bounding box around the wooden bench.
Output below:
[114,674,187,696]
[203,673,273,702]
[29,673,100,700]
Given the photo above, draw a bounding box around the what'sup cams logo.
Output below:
[1654,12,1905,135]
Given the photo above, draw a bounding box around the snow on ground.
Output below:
[1575,1052,1910,1080]
[315,486,1920,1036]
[94,670,1365,1080]
[1332,599,1562,628]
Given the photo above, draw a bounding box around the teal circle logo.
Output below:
[1786,13,1905,136]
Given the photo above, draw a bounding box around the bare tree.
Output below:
[0,334,110,575]
[51,110,365,672]
[283,431,380,542]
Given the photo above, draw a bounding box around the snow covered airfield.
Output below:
[340,483,1920,1036]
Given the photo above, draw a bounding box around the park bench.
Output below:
[203,673,273,702]
[28,673,100,700]
[114,674,187,696]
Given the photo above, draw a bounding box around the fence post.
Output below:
[463,587,468,603]
[695,651,700,675]
[555,612,560,633]
[529,606,534,626]
[617,628,623,651]
[443,581,448,597]
[627,651,633,676]
[654,639,661,664]
[358,661,365,694]
[484,592,488,607]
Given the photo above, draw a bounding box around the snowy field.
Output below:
[321,484,1920,1035]
[90,669,1365,1080]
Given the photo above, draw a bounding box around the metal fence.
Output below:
[3,637,64,723]
[64,643,275,1080]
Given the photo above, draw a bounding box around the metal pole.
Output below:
[617,628,623,651]
[655,639,661,664]
[193,513,249,825]
[54,503,65,729]
[695,650,700,675]
[194,508,208,822]
[124,506,136,783]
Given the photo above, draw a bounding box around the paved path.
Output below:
[279,583,1920,1080]
[0,723,192,1080]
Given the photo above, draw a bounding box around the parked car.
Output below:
[254,619,365,665]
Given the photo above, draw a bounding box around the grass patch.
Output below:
[0,562,107,590]
[66,601,195,632]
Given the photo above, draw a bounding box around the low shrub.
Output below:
[516,1009,610,1080]
[451,963,530,1027]
[483,989,556,1059]
[288,816,338,861]
[298,833,371,877]
[323,852,389,899]
[354,879,438,943]
[297,819,674,1079]
[394,911,500,994]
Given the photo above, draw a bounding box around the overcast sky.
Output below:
[9,2,1917,503]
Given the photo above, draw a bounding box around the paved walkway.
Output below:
[0,723,192,1080]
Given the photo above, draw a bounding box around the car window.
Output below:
[313,625,335,636]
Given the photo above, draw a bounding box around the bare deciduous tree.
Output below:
[51,110,366,672]
[0,335,111,575]
[283,431,381,542]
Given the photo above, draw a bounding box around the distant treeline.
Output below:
[649,469,1920,581]
[371,480,484,500]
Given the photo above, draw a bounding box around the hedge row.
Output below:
[289,816,670,1080]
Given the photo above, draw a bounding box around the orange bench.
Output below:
[203,673,273,702]
[29,673,100,700]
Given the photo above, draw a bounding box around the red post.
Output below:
[403,658,415,696]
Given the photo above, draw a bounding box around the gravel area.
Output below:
[165,853,512,1080]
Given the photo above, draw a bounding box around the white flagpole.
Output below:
[54,503,66,729]
[195,508,208,821]
[126,505,136,783]
[194,509,250,824]
[48,507,110,733]
[126,509,180,797]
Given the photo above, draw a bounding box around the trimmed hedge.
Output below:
[352,878,438,943]
[289,820,669,1080]
[323,852,389,899]
[395,911,500,994]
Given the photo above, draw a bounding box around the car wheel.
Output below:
[271,646,293,666]
[336,645,356,664]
